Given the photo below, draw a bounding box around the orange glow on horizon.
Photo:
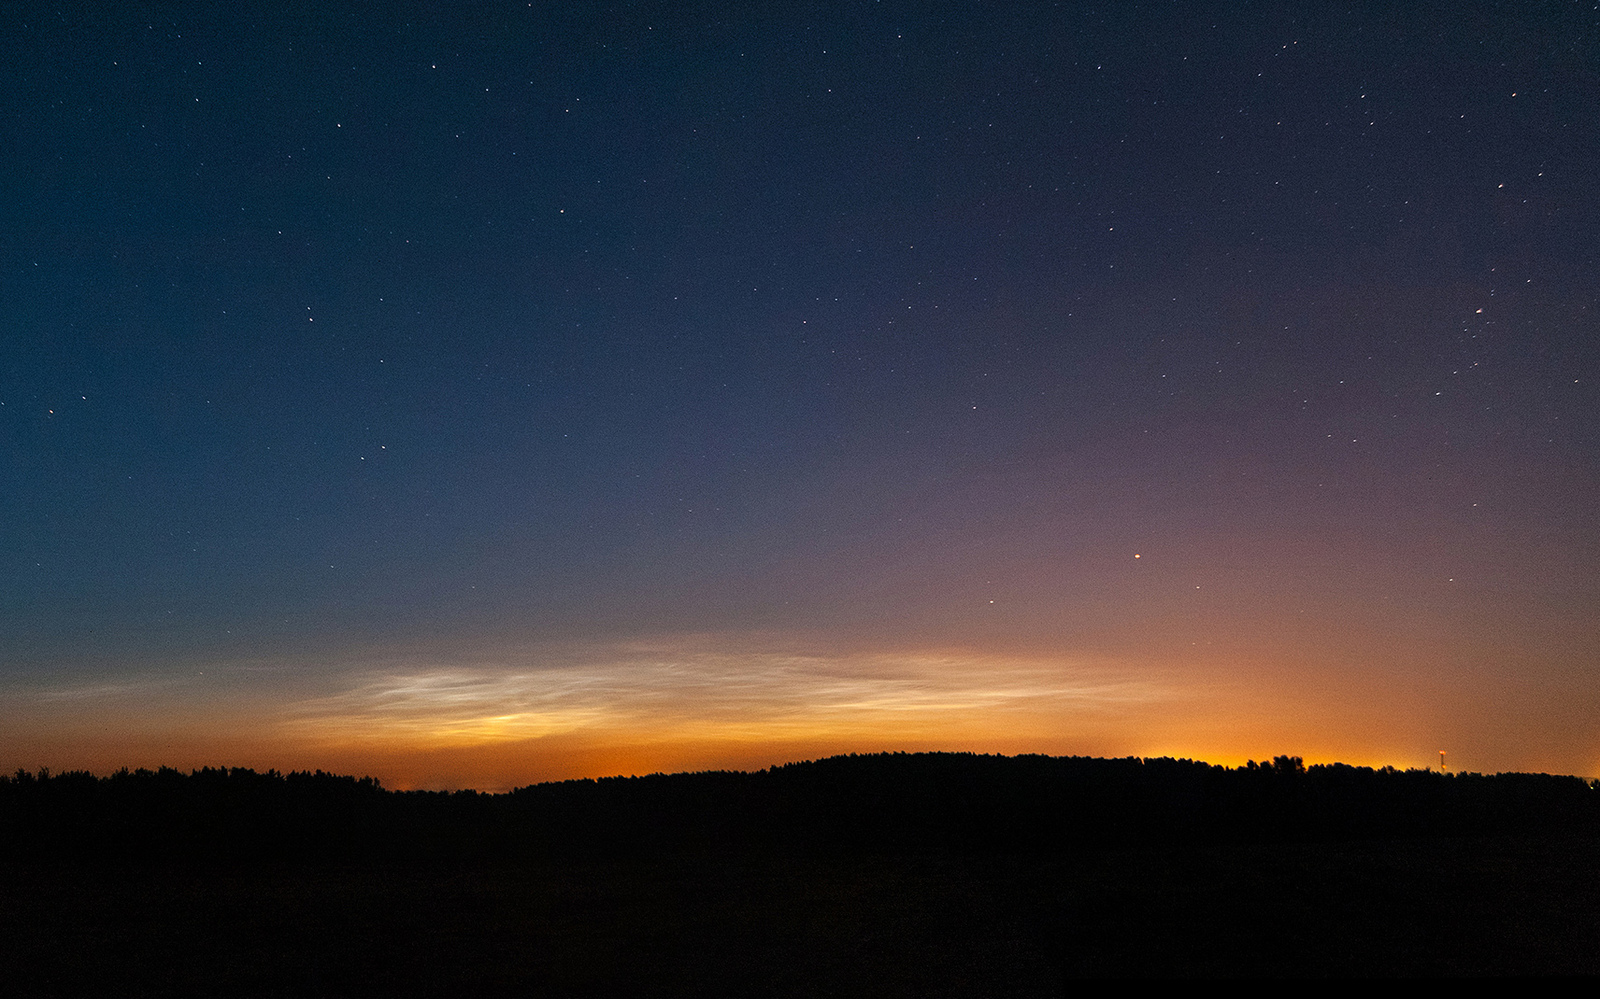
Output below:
[4,627,1597,791]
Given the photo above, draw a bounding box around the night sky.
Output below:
[4,1,1597,788]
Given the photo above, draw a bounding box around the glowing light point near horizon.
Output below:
[1133,554,1141,559]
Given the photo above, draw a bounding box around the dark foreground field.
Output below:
[3,754,1597,991]
[5,835,1600,993]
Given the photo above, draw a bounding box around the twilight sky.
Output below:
[4,1,1597,788]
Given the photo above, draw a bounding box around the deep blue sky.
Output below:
[3,1,1597,784]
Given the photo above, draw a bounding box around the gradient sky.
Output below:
[4,1,1597,789]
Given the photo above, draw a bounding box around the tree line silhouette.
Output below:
[2,753,1595,864]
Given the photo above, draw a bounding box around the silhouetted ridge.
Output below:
[3,754,1596,863]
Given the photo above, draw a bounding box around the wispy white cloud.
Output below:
[31,677,185,702]
[282,638,1165,746]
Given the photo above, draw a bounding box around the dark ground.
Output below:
[3,832,1596,994]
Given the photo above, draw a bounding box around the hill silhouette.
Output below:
[4,753,1598,987]
[3,752,1596,861]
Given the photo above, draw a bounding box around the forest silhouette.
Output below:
[4,752,1596,860]
[4,752,1598,988]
